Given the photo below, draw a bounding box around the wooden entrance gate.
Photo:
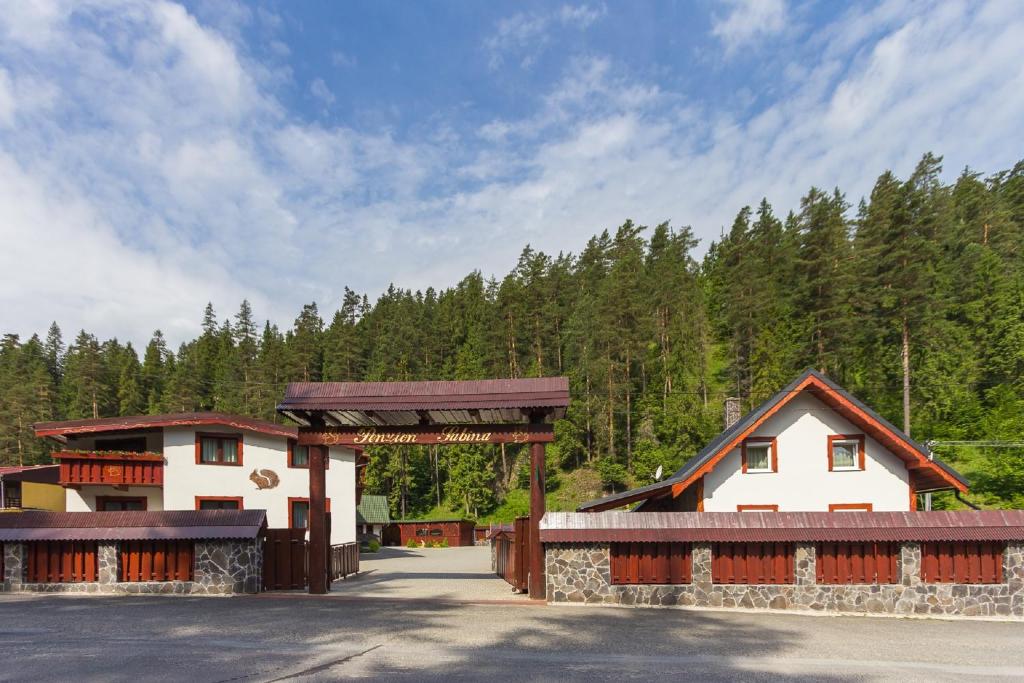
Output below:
[494,516,530,593]
[262,528,307,590]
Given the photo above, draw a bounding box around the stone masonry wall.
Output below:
[1,539,262,596]
[546,541,1024,618]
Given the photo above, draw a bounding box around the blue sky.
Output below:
[1,0,1023,347]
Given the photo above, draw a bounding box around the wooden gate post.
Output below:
[308,443,329,594]
[529,437,545,600]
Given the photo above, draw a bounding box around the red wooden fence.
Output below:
[816,542,898,584]
[712,542,794,584]
[120,540,193,582]
[921,541,1003,584]
[611,542,692,584]
[26,541,98,583]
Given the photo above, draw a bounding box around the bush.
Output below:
[406,538,418,548]
[367,539,380,553]
[439,538,449,548]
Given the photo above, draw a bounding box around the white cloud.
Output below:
[485,4,606,70]
[310,77,335,105]
[1,0,1023,351]
[711,0,788,56]
[331,51,356,69]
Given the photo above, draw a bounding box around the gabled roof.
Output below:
[578,369,967,512]
[34,412,297,441]
[356,494,391,525]
[278,377,569,426]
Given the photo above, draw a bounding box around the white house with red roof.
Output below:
[33,412,361,544]
[578,369,969,513]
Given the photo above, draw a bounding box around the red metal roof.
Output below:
[278,377,570,425]
[540,511,1024,543]
[0,510,266,541]
[34,412,297,440]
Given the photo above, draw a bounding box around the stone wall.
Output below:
[0,539,262,596]
[546,541,1024,618]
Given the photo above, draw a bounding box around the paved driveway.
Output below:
[0,592,1022,681]
[331,544,527,601]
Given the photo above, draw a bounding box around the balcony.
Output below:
[54,451,164,487]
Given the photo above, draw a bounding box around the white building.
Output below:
[34,412,360,544]
[578,369,968,513]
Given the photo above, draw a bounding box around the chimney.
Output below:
[724,397,741,430]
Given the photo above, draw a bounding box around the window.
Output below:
[828,434,865,471]
[828,503,872,512]
[195,433,242,466]
[287,443,329,469]
[737,504,778,512]
[291,500,309,530]
[288,497,331,529]
[741,436,777,473]
[96,496,147,511]
[195,496,243,511]
[94,437,148,453]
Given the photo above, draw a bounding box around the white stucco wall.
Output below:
[161,427,356,544]
[702,393,910,511]
[65,485,164,512]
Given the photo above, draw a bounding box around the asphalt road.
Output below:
[1,592,1022,682]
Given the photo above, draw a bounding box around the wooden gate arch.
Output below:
[277,377,570,599]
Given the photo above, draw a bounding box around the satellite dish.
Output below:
[654,465,663,481]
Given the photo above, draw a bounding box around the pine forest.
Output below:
[3,153,1023,517]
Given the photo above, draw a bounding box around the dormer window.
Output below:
[741,437,777,473]
[828,434,865,471]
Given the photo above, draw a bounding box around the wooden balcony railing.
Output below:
[53,451,164,487]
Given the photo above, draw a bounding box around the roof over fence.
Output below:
[0,510,267,542]
[34,412,297,441]
[540,511,1024,543]
[278,377,570,426]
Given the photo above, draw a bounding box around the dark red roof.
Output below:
[0,510,266,541]
[540,511,1024,543]
[0,465,60,484]
[279,377,570,425]
[34,412,297,440]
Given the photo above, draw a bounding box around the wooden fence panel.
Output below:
[120,540,194,582]
[610,542,692,585]
[330,543,359,580]
[26,541,98,583]
[921,542,1003,584]
[712,542,794,584]
[262,528,308,590]
[816,542,898,584]
[494,517,530,592]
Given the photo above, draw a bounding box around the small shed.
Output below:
[356,495,390,540]
[383,519,476,547]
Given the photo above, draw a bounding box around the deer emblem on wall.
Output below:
[249,468,280,490]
